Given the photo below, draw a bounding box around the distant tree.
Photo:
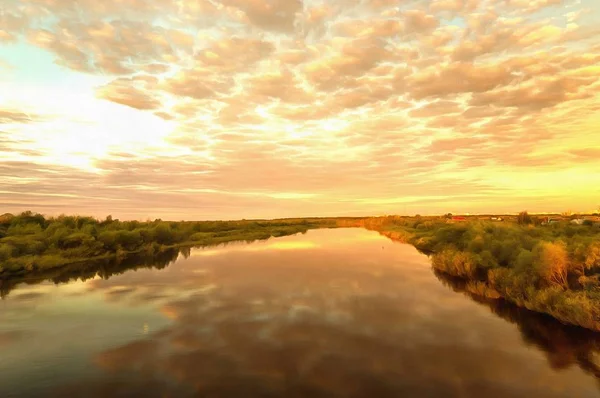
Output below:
[153,223,173,245]
[444,213,453,219]
[517,211,532,225]
[0,213,14,226]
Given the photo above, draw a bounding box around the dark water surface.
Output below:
[1,228,599,397]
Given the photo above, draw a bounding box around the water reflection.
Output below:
[434,270,600,389]
[0,247,184,299]
[1,229,599,397]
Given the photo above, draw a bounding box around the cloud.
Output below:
[304,37,392,91]
[0,29,17,42]
[402,10,439,34]
[96,78,162,110]
[220,0,303,33]
[0,109,41,124]
[332,19,404,38]
[427,137,486,153]
[409,101,463,117]
[239,67,316,106]
[568,148,600,161]
[508,0,563,14]
[408,62,515,99]
[25,18,193,75]
[160,70,220,101]
[471,76,597,111]
[1,0,600,217]
[196,36,275,72]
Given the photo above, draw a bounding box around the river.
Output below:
[1,228,599,397]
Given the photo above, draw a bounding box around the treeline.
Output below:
[0,211,338,277]
[341,215,600,331]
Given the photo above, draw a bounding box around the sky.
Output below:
[0,0,599,220]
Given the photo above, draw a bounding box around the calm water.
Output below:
[1,228,599,397]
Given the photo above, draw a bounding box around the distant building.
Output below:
[450,216,467,222]
[541,217,561,225]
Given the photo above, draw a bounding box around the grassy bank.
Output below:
[339,215,600,332]
[0,211,342,277]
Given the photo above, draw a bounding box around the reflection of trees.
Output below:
[434,269,600,388]
[0,247,183,298]
[0,233,296,299]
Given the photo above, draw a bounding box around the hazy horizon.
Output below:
[1,0,599,220]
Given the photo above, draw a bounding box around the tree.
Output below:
[517,211,532,225]
[584,242,600,271]
[153,223,173,245]
[533,241,569,288]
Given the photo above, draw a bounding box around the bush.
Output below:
[0,243,16,260]
[153,223,174,245]
[532,241,570,288]
[584,242,600,270]
[514,249,535,275]
[478,250,498,270]
[432,250,478,278]
[115,230,142,251]
[98,231,118,250]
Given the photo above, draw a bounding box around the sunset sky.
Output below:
[1,0,599,220]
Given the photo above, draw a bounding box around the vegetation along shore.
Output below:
[0,211,342,277]
[1,211,600,332]
[339,213,600,332]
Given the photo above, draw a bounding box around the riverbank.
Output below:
[341,216,600,332]
[3,211,600,332]
[0,212,344,278]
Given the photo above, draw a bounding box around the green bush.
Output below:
[432,250,478,278]
[0,243,16,260]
